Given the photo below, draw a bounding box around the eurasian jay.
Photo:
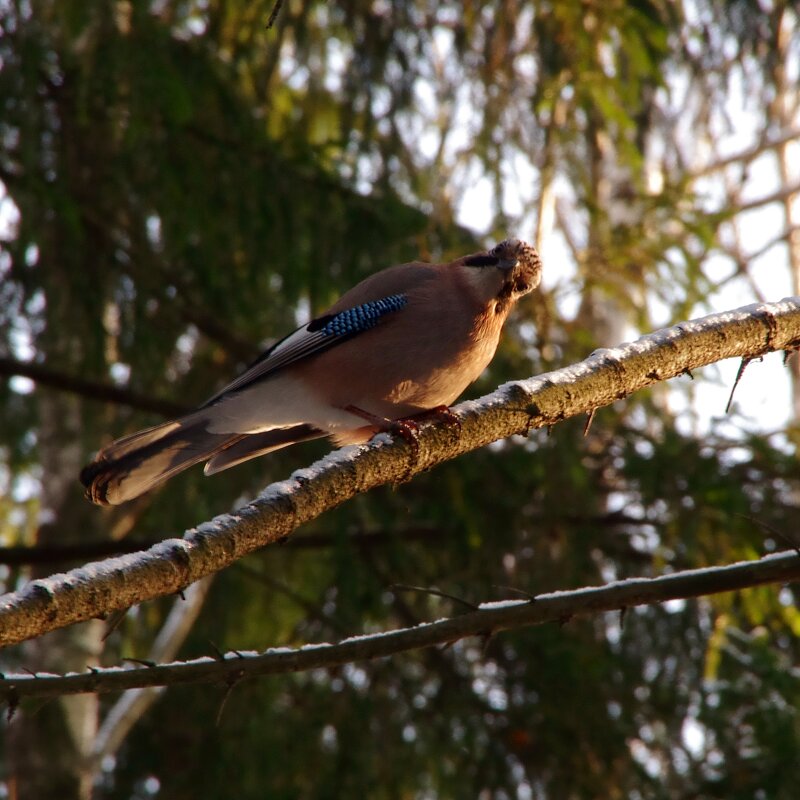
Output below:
[81,239,542,505]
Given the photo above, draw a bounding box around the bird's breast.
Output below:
[300,298,504,419]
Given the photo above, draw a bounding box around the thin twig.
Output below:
[583,408,597,437]
[736,513,800,558]
[390,584,479,611]
[725,357,760,413]
[266,0,284,30]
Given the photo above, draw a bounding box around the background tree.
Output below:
[0,1,799,798]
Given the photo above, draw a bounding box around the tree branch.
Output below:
[0,513,647,566]
[0,297,799,648]
[735,182,800,214]
[689,128,800,178]
[0,356,189,417]
[1,550,798,700]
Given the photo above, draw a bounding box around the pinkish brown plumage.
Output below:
[81,239,542,505]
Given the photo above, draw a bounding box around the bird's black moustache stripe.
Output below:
[463,254,501,267]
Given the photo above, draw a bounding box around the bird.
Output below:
[80,239,542,505]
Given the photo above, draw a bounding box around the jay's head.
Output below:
[460,239,542,311]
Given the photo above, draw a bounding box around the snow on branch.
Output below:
[1,550,799,702]
[0,297,799,649]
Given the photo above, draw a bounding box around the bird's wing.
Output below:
[202,263,436,407]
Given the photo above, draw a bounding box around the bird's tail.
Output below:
[80,412,241,506]
[203,424,325,475]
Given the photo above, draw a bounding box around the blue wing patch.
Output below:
[311,294,408,336]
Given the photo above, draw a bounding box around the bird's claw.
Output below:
[391,407,461,482]
[389,419,421,482]
[427,405,462,435]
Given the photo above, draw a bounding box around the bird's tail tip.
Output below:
[79,415,225,506]
[79,460,116,505]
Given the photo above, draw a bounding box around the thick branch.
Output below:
[1,297,799,648]
[1,550,798,700]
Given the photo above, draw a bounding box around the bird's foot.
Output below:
[420,405,462,435]
[388,418,421,481]
[345,405,421,481]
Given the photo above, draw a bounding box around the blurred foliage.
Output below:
[1,0,799,798]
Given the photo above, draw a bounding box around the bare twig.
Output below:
[390,584,479,611]
[725,357,759,413]
[266,0,284,30]
[736,513,800,558]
